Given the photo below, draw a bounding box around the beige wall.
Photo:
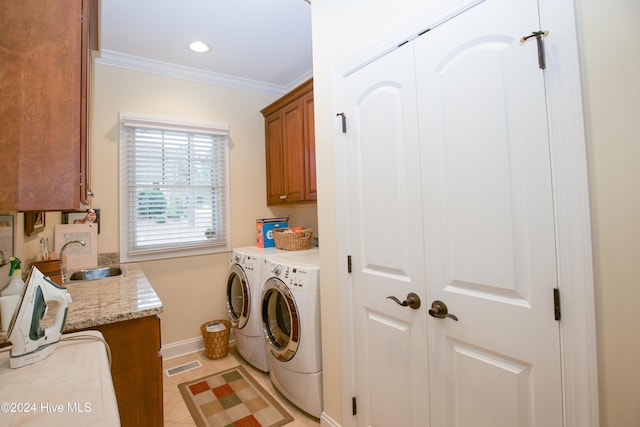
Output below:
[575,0,640,425]
[1,212,63,290]
[311,0,639,426]
[94,64,275,345]
[90,64,318,345]
[9,63,319,347]
[92,64,274,255]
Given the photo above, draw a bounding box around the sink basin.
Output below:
[68,266,123,281]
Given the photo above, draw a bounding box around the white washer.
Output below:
[226,246,284,372]
[261,250,322,417]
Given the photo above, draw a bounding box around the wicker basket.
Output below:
[273,228,313,251]
[200,319,231,359]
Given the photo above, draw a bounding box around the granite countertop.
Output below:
[0,262,163,343]
[62,262,163,330]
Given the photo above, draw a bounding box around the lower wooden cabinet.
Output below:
[79,315,163,426]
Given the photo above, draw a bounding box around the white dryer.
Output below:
[261,249,322,417]
[226,246,283,372]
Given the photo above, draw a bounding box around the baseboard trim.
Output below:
[320,412,341,427]
[161,336,204,361]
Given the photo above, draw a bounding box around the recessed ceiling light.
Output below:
[188,41,210,53]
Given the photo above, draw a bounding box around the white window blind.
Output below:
[119,114,230,262]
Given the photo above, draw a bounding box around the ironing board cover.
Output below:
[0,330,120,426]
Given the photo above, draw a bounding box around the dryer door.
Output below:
[226,264,250,328]
[261,277,300,361]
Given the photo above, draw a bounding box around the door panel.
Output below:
[265,111,285,204]
[452,342,533,427]
[344,44,429,427]
[415,0,562,425]
[283,99,305,202]
[303,91,317,200]
[359,84,411,276]
[366,313,414,427]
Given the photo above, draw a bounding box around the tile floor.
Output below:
[163,343,321,427]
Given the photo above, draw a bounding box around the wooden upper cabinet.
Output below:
[282,98,306,203]
[261,79,316,205]
[264,110,286,205]
[0,0,96,211]
[303,90,317,201]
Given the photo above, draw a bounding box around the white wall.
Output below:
[311,0,639,425]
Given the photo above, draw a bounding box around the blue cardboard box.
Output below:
[256,219,289,248]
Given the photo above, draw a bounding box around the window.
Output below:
[119,114,230,262]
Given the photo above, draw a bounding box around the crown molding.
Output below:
[95,49,301,97]
[284,70,314,93]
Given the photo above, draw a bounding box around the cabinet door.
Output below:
[91,316,163,427]
[282,99,305,203]
[303,91,317,201]
[0,0,90,211]
[261,79,315,206]
[265,111,286,205]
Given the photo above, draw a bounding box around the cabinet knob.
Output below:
[280,195,287,200]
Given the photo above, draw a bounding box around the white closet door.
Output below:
[343,43,430,427]
[415,0,563,425]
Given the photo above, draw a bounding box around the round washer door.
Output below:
[261,277,300,362]
[226,264,250,328]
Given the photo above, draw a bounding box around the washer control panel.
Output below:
[231,253,258,272]
[266,261,309,289]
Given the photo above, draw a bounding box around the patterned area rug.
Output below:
[178,365,294,427]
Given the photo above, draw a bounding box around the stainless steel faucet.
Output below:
[60,240,86,283]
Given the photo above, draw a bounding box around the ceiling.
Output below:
[99,0,313,95]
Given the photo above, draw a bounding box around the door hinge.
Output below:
[347,255,352,273]
[553,288,561,321]
[352,396,357,415]
[520,30,549,70]
[337,112,347,133]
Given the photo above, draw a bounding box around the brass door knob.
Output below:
[428,300,459,321]
[387,292,421,310]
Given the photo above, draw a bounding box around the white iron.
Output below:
[7,266,72,368]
